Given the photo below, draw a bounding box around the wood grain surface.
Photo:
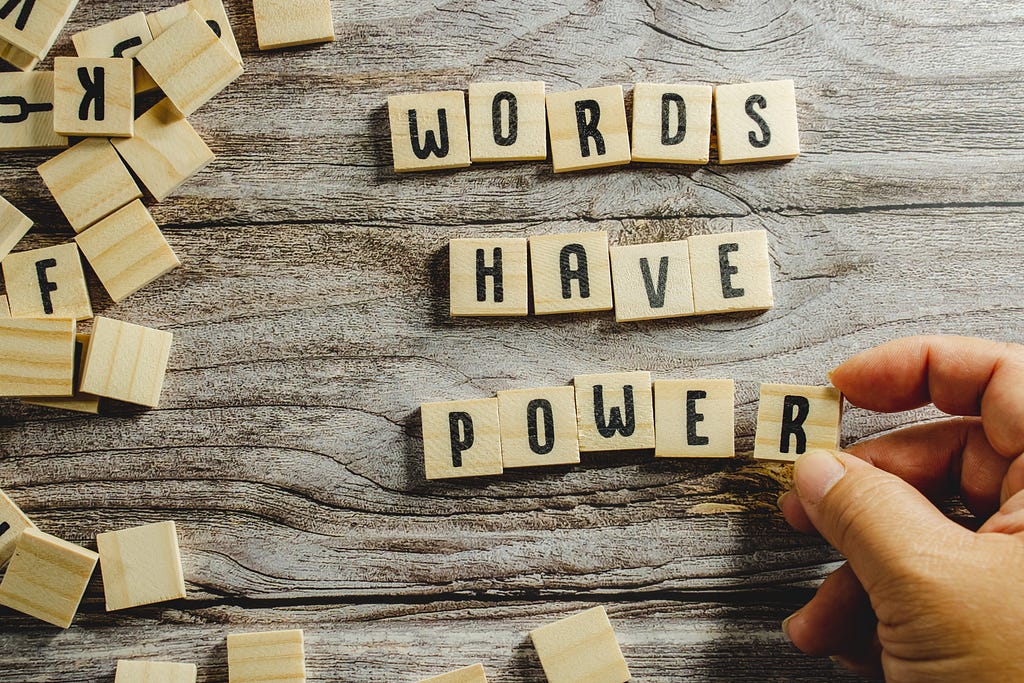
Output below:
[2,0,1023,681]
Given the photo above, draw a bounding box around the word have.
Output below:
[421,372,843,480]
[388,79,800,173]
[450,229,773,321]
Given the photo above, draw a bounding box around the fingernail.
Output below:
[776,491,789,511]
[794,449,846,504]
[781,613,795,641]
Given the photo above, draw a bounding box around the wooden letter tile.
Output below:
[3,242,92,319]
[468,81,547,162]
[573,371,654,452]
[0,192,32,261]
[422,398,502,480]
[227,629,305,683]
[418,664,488,683]
[609,240,695,322]
[0,72,67,150]
[529,232,612,315]
[654,379,735,458]
[0,0,78,67]
[115,660,197,683]
[546,85,630,173]
[529,606,631,683]
[0,295,9,318]
[72,11,158,93]
[0,527,98,628]
[148,0,242,65]
[449,237,528,317]
[497,386,580,468]
[631,82,712,164]
[80,316,173,408]
[252,0,334,50]
[0,488,35,567]
[688,229,773,315]
[75,200,180,302]
[136,10,243,117]
[53,57,134,138]
[715,80,800,164]
[754,384,843,462]
[388,91,470,172]
[0,317,75,397]
[0,37,39,70]
[97,521,186,611]
[38,137,142,233]
[24,333,101,414]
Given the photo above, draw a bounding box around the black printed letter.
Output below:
[686,390,709,446]
[718,243,744,299]
[780,395,810,455]
[559,244,590,299]
[111,36,142,57]
[77,66,105,122]
[745,94,771,148]
[527,399,555,455]
[574,100,605,157]
[408,109,450,159]
[475,247,503,303]
[0,0,35,31]
[448,412,474,468]
[593,385,636,438]
[639,256,669,308]
[35,258,58,315]
[661,92,686,145]
[491,91,518,147]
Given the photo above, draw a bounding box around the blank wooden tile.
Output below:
[80,316,173,408]
[530,606,630,683]
[53,57,134,138]
[422,398,503,480]
[98,521,186,611]
[227,629,305,683]
[388,91,470,172]
[253,0,334,50]
[115,660,197,683]
[148,0,242,65]
[0,0,78,66]
[418,664,488,683]
[574,371,654,452]
[0,295,8,317]
[529,232,613,315]
[75,200,180,302]
[498,386,580,468]
[631,82,712,164]
[546,85,630,173]
[654,379,734,458]
[136,10,243,116]
[449,237,528,317]
[469,81,547,162]
[0,488,35,567]
[688,230,773,315]
[715,80,800,164]
[0,72,67,150]
[24,333,101,414]
[3,242,92,319]
[72,11,158,93]
[609,240,695,322]
[754,384,843,462]
[0,317,75,397]
[0,192,32,261]
[0,527,98,628]
[0,37,38,69]
[38,137,142,233]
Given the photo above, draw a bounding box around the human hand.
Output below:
[776,336,1024,681]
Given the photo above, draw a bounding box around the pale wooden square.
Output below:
[754,384,843,462]
[24,333,101,414]
[98,521,186,611]
[0,192,32,261]
[631,82,712,164]
[3,242,92,319]
[253,0,334,50]
[0,72,67,150]
[54,57,134,137]
[136,10,243,117]
[609,240,695,322]
[38,137,142,233]
[115,660,197,683]
[498,386,580,468]
[0,37,38,69]
[0,527,98,628]
[0,295,8,317]
[715,80,800,164]
[75,200,180,302]
[418,664,488,683]
[0,488,35,567]
[688,229,773,314]
[574,371,655,452]
[449,238,528,317]
[80,316,173,408]
[148,0,243,65]
[529,232,613,315]
[388,91,470,172]
[0,317,75,397]
[227,629,306,683]
[529,606,631,683]
[0,0,78,64]
[422,398,503,480]
[469,81,547,162]
[654,379,735,458]
[546,85,630,173]
[72,13,158,94]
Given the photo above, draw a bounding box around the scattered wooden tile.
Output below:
[53,57,134,138]
[0,0,78,69]
[37,137,142,233]
[449,237,528,317]
[24,333,101,414]
[754,384,843,462]
[422,398,503,479]
[252,0,334,50]
[388,91,471,172]
[546,85,631,173]
[0,317,75,397]
[418,664,488,683]
[574,371,655,452]
[136,10,243,116]
[530,606,631,683]
[687,229,773,315]
[0,488,35,567]
[631,82,712,164]
[115,660,197,683]
[529,232,613,315]
[0,71,67,150]
[72,12,158,94]
[97,521,186,611]
[609,240,695,322]
[497,386,580,468]
[0,37,38,70]
[0,192,32,261]
[715,80,800,164]
[227,629,306,683]
[0,527,98,628]
[468,81,547,162]
[654,379,735,458]
[80,316,173,408]
[75,200,180,302]
[3,242,92,319]
[148,0,242,65]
